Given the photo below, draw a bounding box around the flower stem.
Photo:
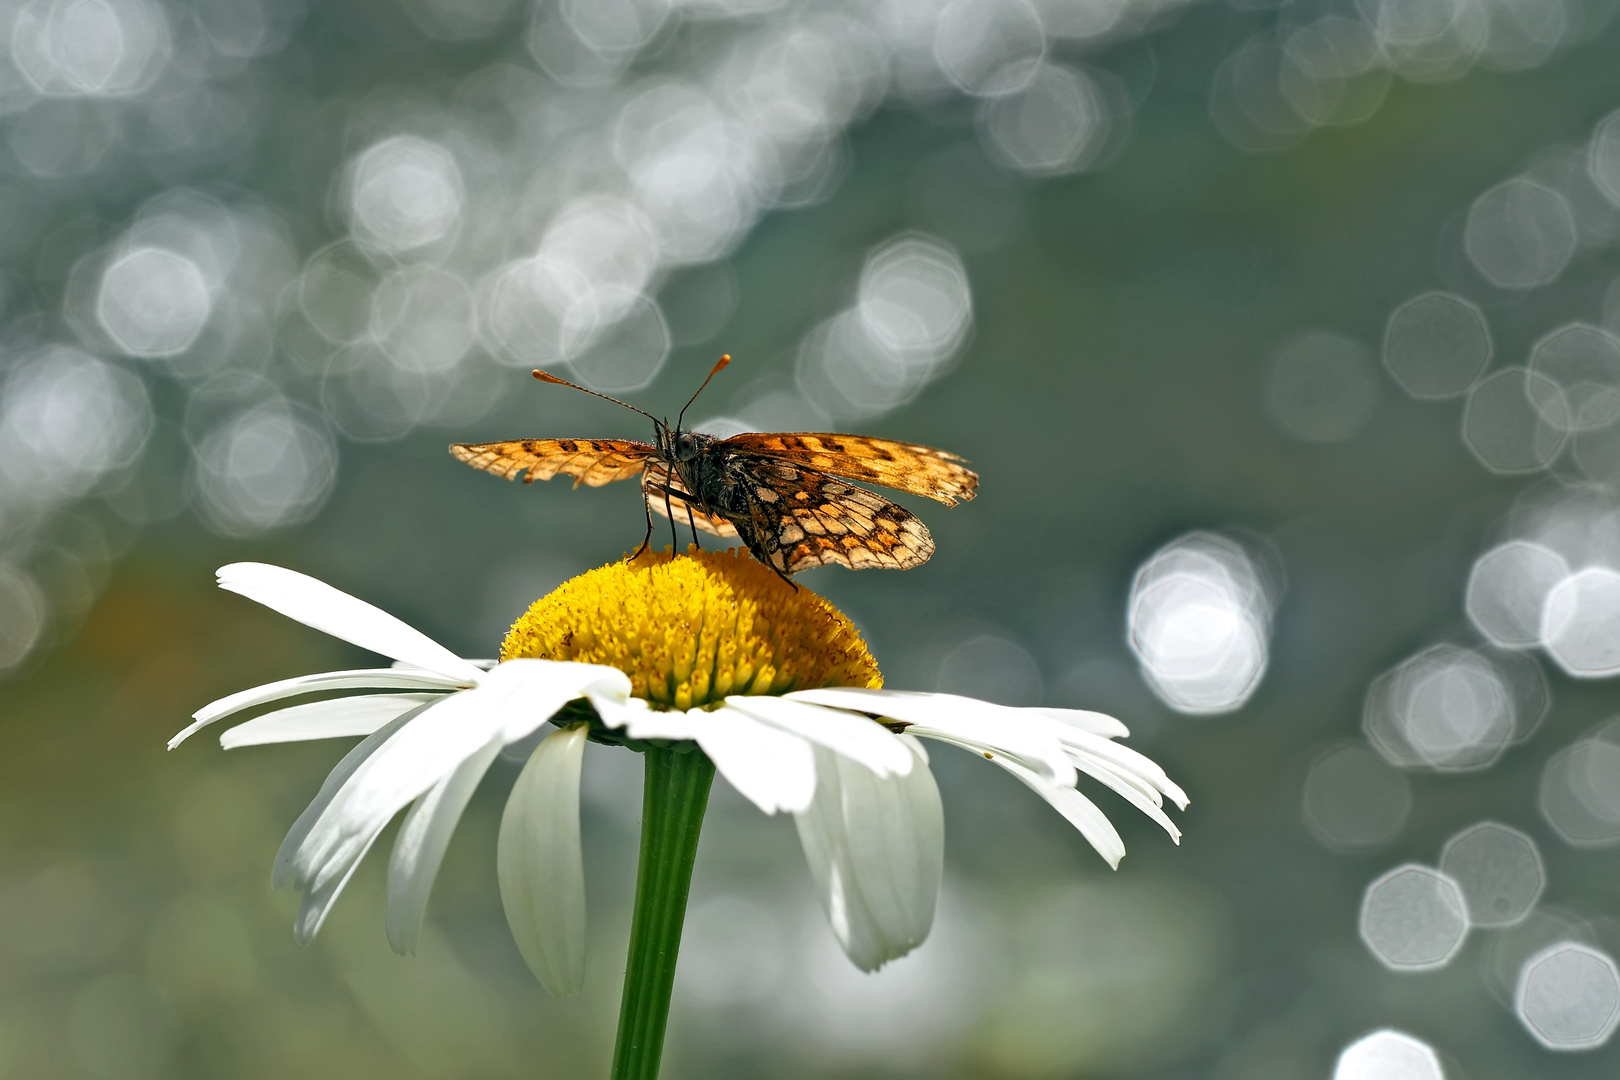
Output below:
[611,743,715,1080]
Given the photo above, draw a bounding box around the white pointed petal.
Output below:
[293,661,620,893]
[1026,706,1130,739]
[174,668,459,749]
[217,563,483,683]
[1067,750,1182,843]
[1060,731,1189,809]
[293,821,386,945]
[385,738,503,955]
[272,704,433,890]
[725,696,913,777]
[221,693,444,749]
[498,725,588,997]
[918,731,1127,868]
[687,706,817,814]
[786,688,1074,785]
[794,741,943,972]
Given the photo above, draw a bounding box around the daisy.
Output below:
[175,549,1187,1077]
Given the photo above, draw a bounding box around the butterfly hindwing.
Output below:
[449,439,654,487]
[643,461,740,538]
[719,433,978,507]
[735,458,936,574]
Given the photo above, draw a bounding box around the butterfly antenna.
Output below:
[533,370,661,426]
[675,354,731,433]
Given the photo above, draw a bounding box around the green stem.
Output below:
[610,743,715,1080]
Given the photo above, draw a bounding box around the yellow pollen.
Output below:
[501,547,882,710]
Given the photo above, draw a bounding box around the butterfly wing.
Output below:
[719,433,978,507]
[737,458,935,573]
[643,461,740,538]
[449,439,654,487]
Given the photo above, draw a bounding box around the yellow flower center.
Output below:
[502,547,882,710]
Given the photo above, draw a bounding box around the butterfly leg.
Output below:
[631,468,655,561]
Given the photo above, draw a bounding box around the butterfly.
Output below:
[448,356,977,582]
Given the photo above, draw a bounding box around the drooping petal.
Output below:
[221,693,444,749]
[1065,748,1182,843]
[291,661,626,893]
[685,706,817,814]
[935,739,1127,868]
[794,739,943,972]
[1062,733,1190,810]
[786,688,1075,786]
[293,822,387,945]
[497,724,588,997]
[217,563,483,683]
[173,668,458,749]
[385,738,504,955]
[724,696,913,777]
[272,704,433,891]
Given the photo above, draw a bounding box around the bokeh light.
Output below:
[1263,330,1380,442]
[1539,719,1620,846]
[1516,942,1620,1050]
[1461,367,1568,474]
[1334,1028,1445,1080]
[0,346,151,507]
[1362,644,1544,771]
[1302,742,1413,851]
[1359,864,1470,971]
[187,399,337,536]
[1541,567,1620,677]
[1466,540,1569,649]
[1437,821,1544,928]
[1383,291,1492,399]
[1464,178,1577,289]
[1127,532,1275,715]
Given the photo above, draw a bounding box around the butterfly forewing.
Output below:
[720,433,978,507]
[449,438,654,487]
[739,459,936,574]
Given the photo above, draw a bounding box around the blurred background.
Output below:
[4,0,1620,1075]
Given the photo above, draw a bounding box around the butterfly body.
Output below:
[449,365,977,579]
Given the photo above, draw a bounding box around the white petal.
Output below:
[724,696,913,777]
[174,668,459,749]
[385,738,504,955]
[786,688,1075,786]
[292,661,622,893]
[272,704,432,891]
[918,731,1127,868]
[293,819,386,945]
[1066,748,1182,843]
[498,725,588,996]
[686,706,817,814]
[221,694,443,749]
[794,740,943,972]
[217,563,482,683]
[589,693,698,741]
[1065,734,1190,810]
[1026,706,1130,739]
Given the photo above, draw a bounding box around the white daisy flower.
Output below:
[175,551,1186,998]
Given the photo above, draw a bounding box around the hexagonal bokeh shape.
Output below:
[1438,822,1544,928]
[1334,1029,1445,1080]
[1517,942,1620,1050]
[1302,743,1412,851]
[1359,864,1469,971]
[1384,290,1491,400]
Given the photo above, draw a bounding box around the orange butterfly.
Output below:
[449,357,977,581]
